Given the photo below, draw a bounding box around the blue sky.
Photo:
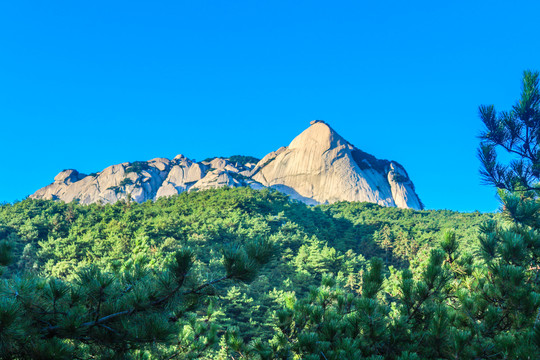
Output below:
[1,1,539,212]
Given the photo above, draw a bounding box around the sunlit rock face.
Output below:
[31,121,423,210]
[251,121,422,209]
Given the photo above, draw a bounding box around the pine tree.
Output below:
[478,70,540,192]
[473,71,540,357]
[0,237,273,359]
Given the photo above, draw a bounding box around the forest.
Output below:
[0,71,539,359]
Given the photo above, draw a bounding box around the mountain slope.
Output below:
[31,121,423,209]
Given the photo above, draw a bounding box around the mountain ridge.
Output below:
[31,121,423,209]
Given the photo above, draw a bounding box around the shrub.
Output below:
[125,161,149,174]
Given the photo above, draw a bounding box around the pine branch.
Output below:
[99,323,120,335]
[42,273,233,338]
[182,275,230,296]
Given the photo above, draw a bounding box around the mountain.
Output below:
[31,121,423,209]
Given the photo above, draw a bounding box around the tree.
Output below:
[474,70,540,358]
[0,237,274,359]
[478,70,540,192]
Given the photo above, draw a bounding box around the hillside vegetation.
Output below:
[0,188,496,358]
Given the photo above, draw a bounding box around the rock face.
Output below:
[251,121,422,209]
[31,121,423,210]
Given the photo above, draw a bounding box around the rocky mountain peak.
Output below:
[31,121,423,209]
[289,120,349,152]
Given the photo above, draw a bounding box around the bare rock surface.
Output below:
[251,121,421,209]
[31,121,423,209]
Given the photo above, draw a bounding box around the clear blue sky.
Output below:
[1,1,539,212]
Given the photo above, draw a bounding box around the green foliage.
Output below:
[0,229,272,358]
[478,70,540,191]
[0,239,13,267]
[125,161,150,174]
[107,178,134,194]
[200,155,260,167]
[253,221,540,359]
[392,172,409,183]
[119,178,134,187]
[0,187,494,358]
[223,239,273,283]
[227,155,260,166]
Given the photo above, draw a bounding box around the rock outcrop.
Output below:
[31,121,423,209]
[251,121,422,209]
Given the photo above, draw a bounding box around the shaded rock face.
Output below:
[31,121,423,209]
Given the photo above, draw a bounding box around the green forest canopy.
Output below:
[0,187,497,358]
